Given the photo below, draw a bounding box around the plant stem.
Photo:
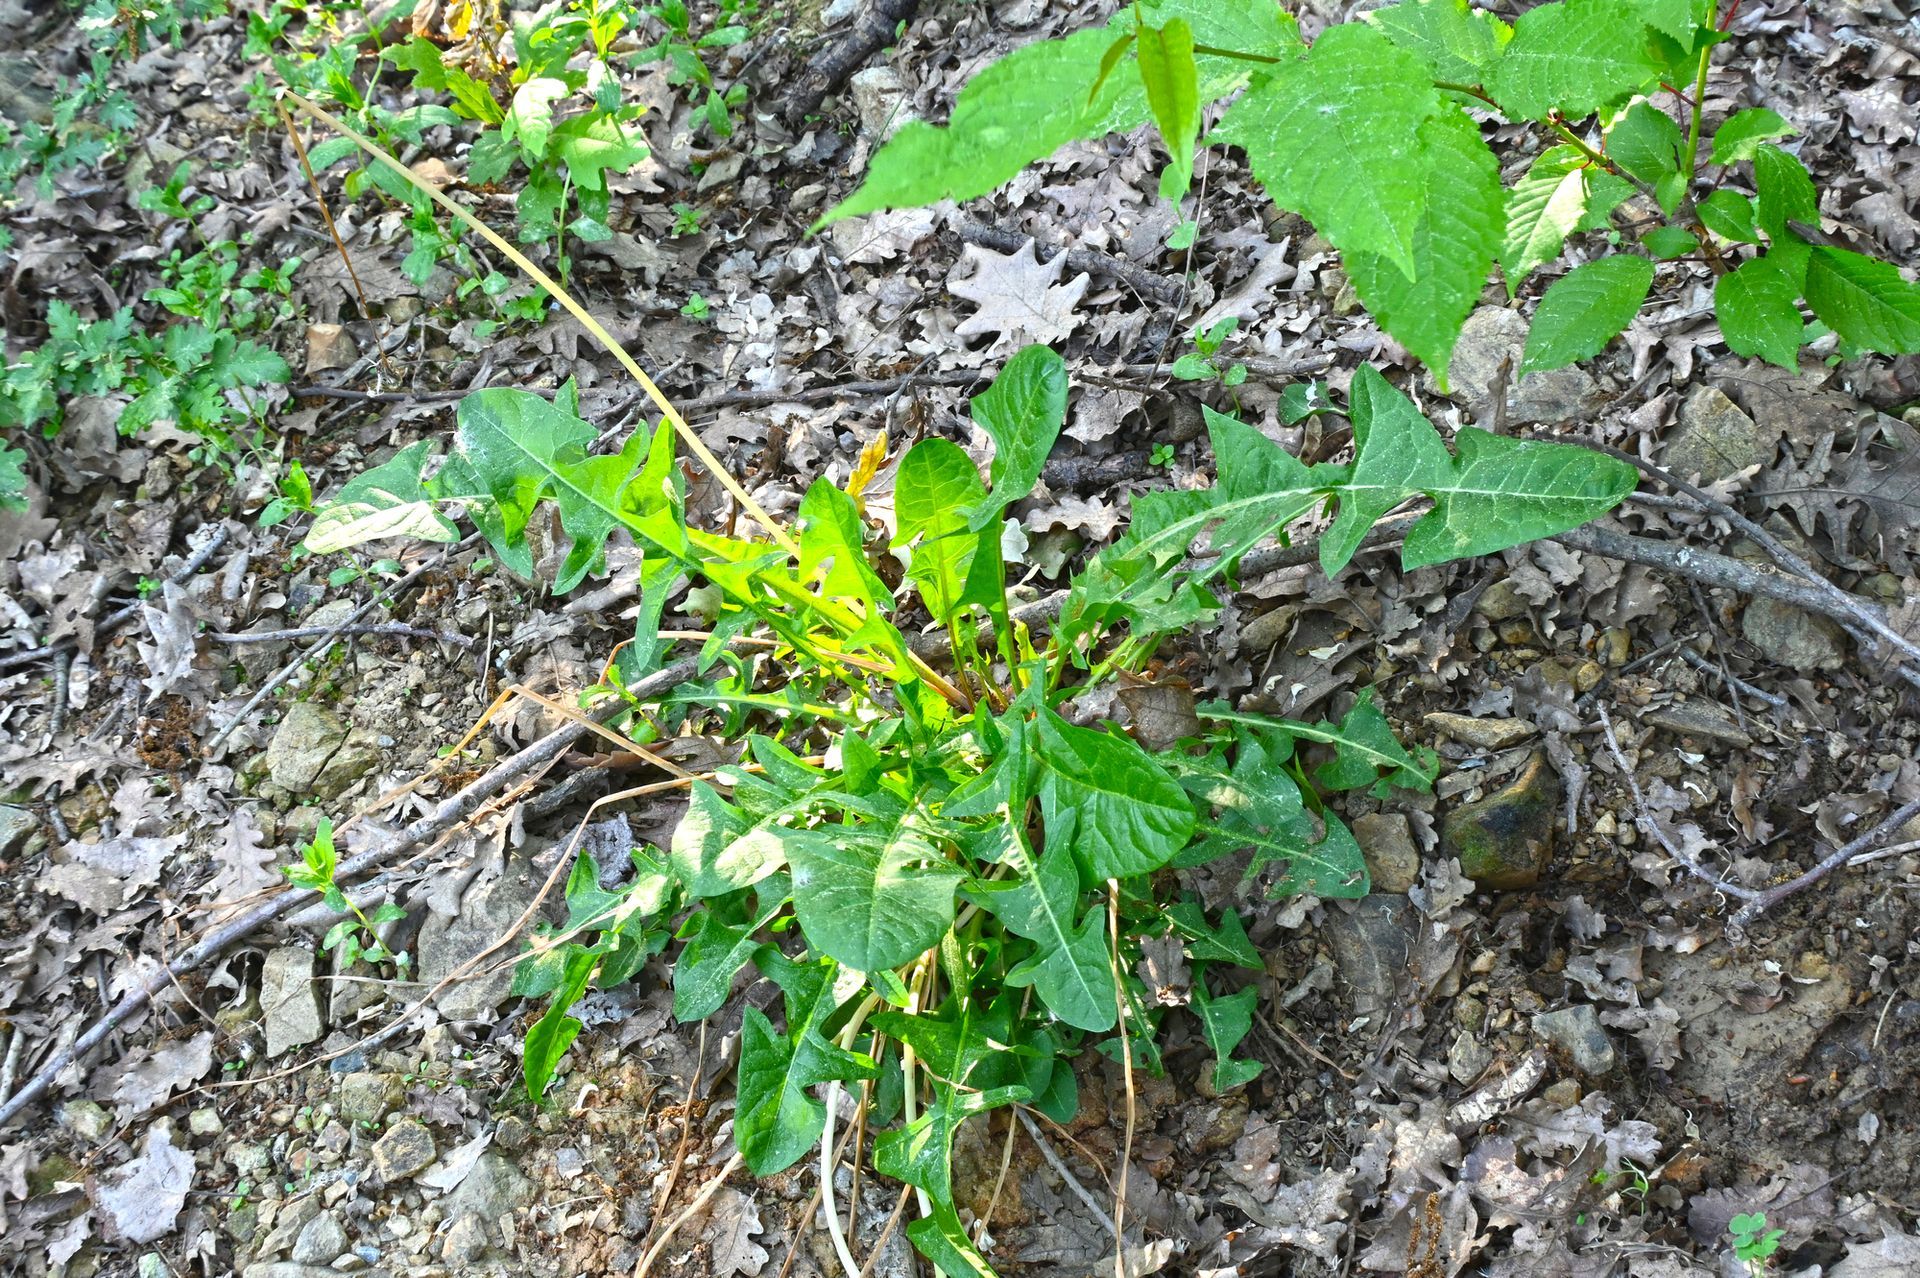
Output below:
[1678,37,1714,180]
[1188,42,1280,65]
[1432,79,1497,106]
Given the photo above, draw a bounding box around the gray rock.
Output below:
[1442,308,1604,425]
[265,703,380,799]
[1644,701,1751,747]
[1323,895,1415,1018]
[242,1266,344,1278]
[1533,1004,1617,1075]
[1663,385,1774,483]
[1741,597,1846,670]
[290,1211,347,1265]
[416,863,544,1020]
[1472,579,1529,622]
[1423,713,1536,750]
[848,66,915,140]
[441,1213,491,1264]
[337,1073,403,1125]
[60,1099,112,1140]
[257,1195,322,1257]
[1443,751,1559,890]
[1352,813,1421,894]
[371,1119,436,1182]
[1448,1032,1493,1085]
[188,1108,223,1136]
[0,805,37,854]
[261,948,324,1057]
[0,55,54,127]
[443,1153,532,1221]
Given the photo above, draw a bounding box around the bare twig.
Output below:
[0,656,702,1131]
[1598,705,1760,905]
[0,524,230,672]
[1593,443,1920,676]
[1016,1108,1118,1235]
[953,220,1182,305]
[780,0,921,122]
[1677,646,1787,711]
[204,541,473,754]
[208,623,474,648]
[1729,796,1920,932]
[1554,525,1920,689]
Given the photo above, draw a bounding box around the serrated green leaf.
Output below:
[1213,23,1439,278]
[2,444,30,510]
[1500,145,1589,293]
[669,781,787,899]
[674,896,781,1022]
[1520,255,1655,373]
[1577,170,1638,233]
[1365,0,1512,85]
[1486,0,1661,121]
[978,846,1116,1032]
[1172,729,1367,894]
[1137,17,1199,202]
[1715,256,1803,368]
[1034,708,1196,884]
[431,389,666,593]
[1607,101,1681,186]
[1642,227,1698,259]
[523,945,596,1100]
[1697,189,1760,242]
[1630,0,1707,41]
[819,3,1295,227]
[968,343,1067,531]
[505,77,567,159]
[1320,366,1639,573]
[1711,107,1797,166]
[735,953,876,1175]
[1349,103,1505,384]
[1402,424,1640,567]
[304,439,457,554]
[1804,246,1920,355]
[1191,972,1263,1091]
[789,818,964,973]
[1166,898,1262,968]
[819,29,1143,226]
[1753,143,1816,285]
[1319,364,1452,574]
[799,479,890,613]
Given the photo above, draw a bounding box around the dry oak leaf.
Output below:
[700,1186,769,1277]
[93,1125,193,1244]
[948,239,1090,351]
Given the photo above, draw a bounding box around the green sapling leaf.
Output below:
[1520,254,1656,373]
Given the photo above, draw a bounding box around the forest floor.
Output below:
[3,1,1920,1276]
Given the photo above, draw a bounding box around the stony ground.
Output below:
[4,1,1920,1277]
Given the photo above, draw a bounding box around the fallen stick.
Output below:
[0,655,699,1131]
[0,525,230,672]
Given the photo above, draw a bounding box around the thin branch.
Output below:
[0,655,702,1131]
[1593,443,1920,676]
[1730,796,1920,933]
[0,525,230,672]
[208,623,473,648]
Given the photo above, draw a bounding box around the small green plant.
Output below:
[1729,1211,1784,1274]
[0,55,139,198]
[282,818,411,972]
[303,343,1635,1276]
[633,0,752,138]
[146,237,303,337]
[822,0,1920,380]
[80,0,227,57]
[1150,442,1175,466]
[680,292,710,320]
[1170,316,1248,386]
[670,201,704,236]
